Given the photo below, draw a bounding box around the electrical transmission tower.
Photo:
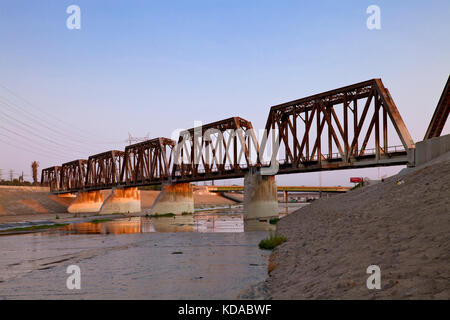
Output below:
[125,132,150,145]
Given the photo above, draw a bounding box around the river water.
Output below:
[0,203,305,299]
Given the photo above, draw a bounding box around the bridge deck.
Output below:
[49,150,407,194]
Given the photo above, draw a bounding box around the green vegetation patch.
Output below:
[151,213,176,218]
[269,218,280,225]
[1,223,69,233]
[258,234,287,250]
[0,180,33,186]
[181,211,193,215]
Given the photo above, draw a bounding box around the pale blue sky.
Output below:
[0,0,449,185]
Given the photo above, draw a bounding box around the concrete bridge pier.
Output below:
[99,187,141,214]
[244,169,279,220]
[150,182,194,215]
[67,190,104,213]
[283,190,288,203]
[57,193,77,198]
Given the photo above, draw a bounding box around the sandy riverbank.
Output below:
[264,153,450,299]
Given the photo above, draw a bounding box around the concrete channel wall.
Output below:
[414,134,450,166]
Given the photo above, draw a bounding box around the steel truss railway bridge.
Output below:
[41,77,449,218]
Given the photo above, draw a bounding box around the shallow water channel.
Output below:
[0,203,305,299]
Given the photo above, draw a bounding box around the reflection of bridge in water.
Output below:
[40,77,449,219]
[58,215,277,234]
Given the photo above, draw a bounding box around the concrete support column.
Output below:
[57,193,77,198]
[67,190,104,213]
[283,190,288,203]
[150,182,194,215]
[99,187,141,214]
[244,170,278,220]
[415,134,450,166]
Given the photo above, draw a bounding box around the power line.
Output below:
[0,84,123,144]
[0,99,104,153]
[0,85,99,139]
[0,112,91,154]
[0,132,72,159]
[0,92,127,162]
[0,125,88,156]
[0,136,70,161]
[0,96,121,147]
[0,82,133,175]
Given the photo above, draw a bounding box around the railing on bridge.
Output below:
[275,145,407,164]
[42,79,416,194]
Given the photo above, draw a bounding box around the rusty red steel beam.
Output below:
[120,137,176,186]
[85,150,125,189]
[171,117,258,182]
[59,159,88,192]
[262,78,415,175]
[41,166,61,190]
[42,79,417,194]
[424,75,450,140]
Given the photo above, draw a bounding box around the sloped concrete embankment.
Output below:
[0,186,72,216]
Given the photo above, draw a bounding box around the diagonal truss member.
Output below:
[263,78,415,172]
[424,75,450,140]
